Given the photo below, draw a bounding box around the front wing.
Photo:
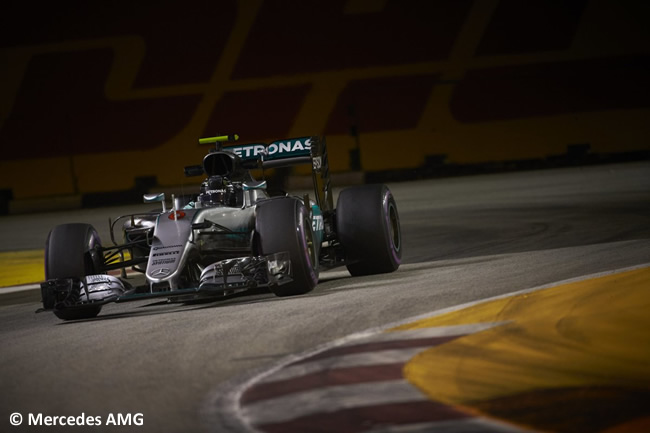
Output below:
[40,253,293,312]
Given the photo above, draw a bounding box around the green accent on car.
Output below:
[199,134,240,145]
[311,204,324,246]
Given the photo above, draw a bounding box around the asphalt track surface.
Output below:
[1,162,649,432]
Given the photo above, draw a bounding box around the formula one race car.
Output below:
[40,135,401,320]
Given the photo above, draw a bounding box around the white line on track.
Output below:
[242,380,427,425]
[0,283,40,294]
[0,271,142,295]
[258,323,507,385]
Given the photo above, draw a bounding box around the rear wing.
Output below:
[228,137,312,168]
[198,135,333,213]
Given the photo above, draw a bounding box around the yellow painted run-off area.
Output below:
[393,267,650,432]
[0,250,44,287]
[0,250,135,288]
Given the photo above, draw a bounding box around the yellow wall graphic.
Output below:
[1,0,648,201]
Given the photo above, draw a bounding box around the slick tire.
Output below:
[54,305,102,321]
[45,223,103,320]
[256,197,319,296]
[336,184,402,276]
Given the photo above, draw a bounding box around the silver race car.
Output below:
[40,135,402,320]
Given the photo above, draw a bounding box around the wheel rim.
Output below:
[87,231,103,275]
[303,214,316,267]
[387,201,401,252]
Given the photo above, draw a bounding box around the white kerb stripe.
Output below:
[241,380,427,426]
[258,348,424,384]
[376,322,508,341]
[258,322,506,384]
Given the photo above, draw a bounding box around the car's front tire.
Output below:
[45,223,103,320]
[256,197,319,296]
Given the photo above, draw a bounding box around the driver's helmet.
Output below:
[198,176,239,207]
[199,189,226,207]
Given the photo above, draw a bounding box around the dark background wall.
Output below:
[1,0,648,202]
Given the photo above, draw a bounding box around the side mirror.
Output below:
[143,193,166,212]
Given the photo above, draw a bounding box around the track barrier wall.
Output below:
[1,0,648,212]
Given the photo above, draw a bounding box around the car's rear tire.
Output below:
[336,184,402,276]
[45,223,103,320]
[256,197,319,296]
